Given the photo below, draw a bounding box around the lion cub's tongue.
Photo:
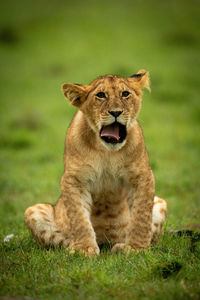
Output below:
[100,123,120,141]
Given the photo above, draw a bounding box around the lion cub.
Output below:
[25,70,167,255]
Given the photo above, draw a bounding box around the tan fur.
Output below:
[25,70,167,255]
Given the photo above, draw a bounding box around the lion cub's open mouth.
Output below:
[100,122,127,144]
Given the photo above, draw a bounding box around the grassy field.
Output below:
[0,0,200,299]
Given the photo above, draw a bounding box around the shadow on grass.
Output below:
[164,31,198,47]
[0,26,20,45]
[0,135,32,150]
[0,135,33,150]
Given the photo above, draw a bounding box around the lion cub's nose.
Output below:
[108,111,123,118]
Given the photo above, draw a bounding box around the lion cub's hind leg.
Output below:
[151,196,167,244]
[24,203,70,247]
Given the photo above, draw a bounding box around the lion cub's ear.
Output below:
[129,69,150,91]
[62,83,88,107]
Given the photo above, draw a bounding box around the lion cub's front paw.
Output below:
[112,243,146,254]
[69,243,100,256]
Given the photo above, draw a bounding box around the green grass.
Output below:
[0,0,200,299]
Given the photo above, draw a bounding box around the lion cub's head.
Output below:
[62,70,150,151]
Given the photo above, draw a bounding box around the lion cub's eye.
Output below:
[122,91,130,98]
[96,92,106,98]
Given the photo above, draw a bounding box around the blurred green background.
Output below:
[0,1,200,299]
[0,0,200,233]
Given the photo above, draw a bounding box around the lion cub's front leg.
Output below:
[127,171,155,250]
[62,174,99,256]
[112,171,155,253]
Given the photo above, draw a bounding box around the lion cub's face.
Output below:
[62,70,150,151]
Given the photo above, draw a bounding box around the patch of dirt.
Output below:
[10,114,43,131]
[155,261,182,279]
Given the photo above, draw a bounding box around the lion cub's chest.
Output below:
[90,159,126,207]
[89,160,130,244]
